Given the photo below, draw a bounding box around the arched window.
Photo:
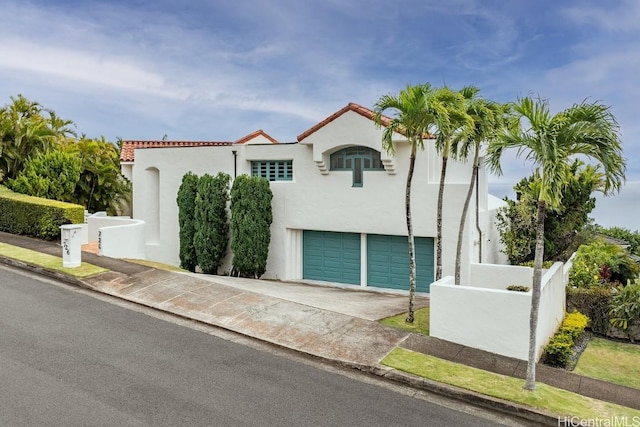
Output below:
[330,146,384,187]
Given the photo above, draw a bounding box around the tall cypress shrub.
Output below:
[176,172,199,272]
[230,175,273,278]
[194,172,230,274]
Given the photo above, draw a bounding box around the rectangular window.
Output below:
[251,160,293,181]
[353,158,363,187]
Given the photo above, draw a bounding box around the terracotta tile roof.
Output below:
[297,103,393,142]
[234,129,279,144]
[120,140,232,162]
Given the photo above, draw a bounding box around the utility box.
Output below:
[60,224,82,268]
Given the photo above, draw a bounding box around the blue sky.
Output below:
[1,0,638,185]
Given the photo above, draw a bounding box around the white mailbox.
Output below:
[60,224,82,268]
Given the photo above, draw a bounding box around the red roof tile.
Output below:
[234,129,279,144]
[297,103,393,142]
[120,140,232,162]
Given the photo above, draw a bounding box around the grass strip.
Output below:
[574,337,640,390]
[0,242,107,278]
[382,347,640,419]
[379,307,430,335]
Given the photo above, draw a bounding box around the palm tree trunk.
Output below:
[435,156,448,281]
[406,150,417,323]
[454,150,479,285]
[524,199,547,391]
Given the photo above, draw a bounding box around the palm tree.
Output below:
[452,88,508,284]
[374,83,456,322]
[433,88,473,281]
[0,95,62,181]
[486,97,625,390]
[46,109,77,140]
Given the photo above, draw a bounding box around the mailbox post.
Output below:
[60,224,82,268]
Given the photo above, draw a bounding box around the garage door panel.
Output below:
[303,231,361,285]
[367,234,434,293]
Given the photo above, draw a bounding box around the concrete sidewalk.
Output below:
[1,231,638,423]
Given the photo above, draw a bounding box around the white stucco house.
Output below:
[120,102,508,293]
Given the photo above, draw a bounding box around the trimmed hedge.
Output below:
[0,185,84,240]
[567,285,613,336]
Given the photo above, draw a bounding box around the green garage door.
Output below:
[367,234,434,293]
[303,231,361,284]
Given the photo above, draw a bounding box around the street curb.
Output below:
[0,256,92,289]
[382,369,559,425]
[1,256,561,424]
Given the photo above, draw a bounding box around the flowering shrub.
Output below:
[568,239,639,288]
[542,311,589,368]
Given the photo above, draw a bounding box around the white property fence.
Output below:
[430,261,567,361]
[87,212,146,260]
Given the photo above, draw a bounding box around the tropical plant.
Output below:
[433,87,473,282]
[486,96,626,390]
[230,175,273,278]
[374,83,458,322]
[193,172,231,274]
[610,279,640,342]
[596,226,640,256]
[452,87,507,284]
[0,95,72,181]
[64,136,131,214]
[568,239,639,288]
[6,149,82,202]
[496,161,604,264]
[177,172,199,272]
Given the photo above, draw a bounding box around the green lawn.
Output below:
[383,347,640,419]
[0,242,107,278]
[379,306,430,335]
[574,337,640,389]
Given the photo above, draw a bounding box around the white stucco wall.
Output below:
[87,212,130,241]
[129,109,502,287]
[98,219,146,260]
[430,276,532,360]
[430,261,567,361]
[469,263,533,290]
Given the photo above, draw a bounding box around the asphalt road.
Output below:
[0,265,526,427]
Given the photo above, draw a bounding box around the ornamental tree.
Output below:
[230,174,273,278]
[194,172,231,274]
[177,172,199,272]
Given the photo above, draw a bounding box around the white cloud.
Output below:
[0,40,188,99]
[563,1,640,32]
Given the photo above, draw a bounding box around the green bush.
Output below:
[559,311,589,340]
[519,260,554,269]
[610,280,640,342]
[6,150,82,203]
[568,239,639,288]
[0,185,84,239]
[177,172,199,272]
[566,285,613,335]
[506,285,530,292]
[542,333,574,368]
[193,173,230,274]
[230,175,273,278]
[542,311,589,368]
